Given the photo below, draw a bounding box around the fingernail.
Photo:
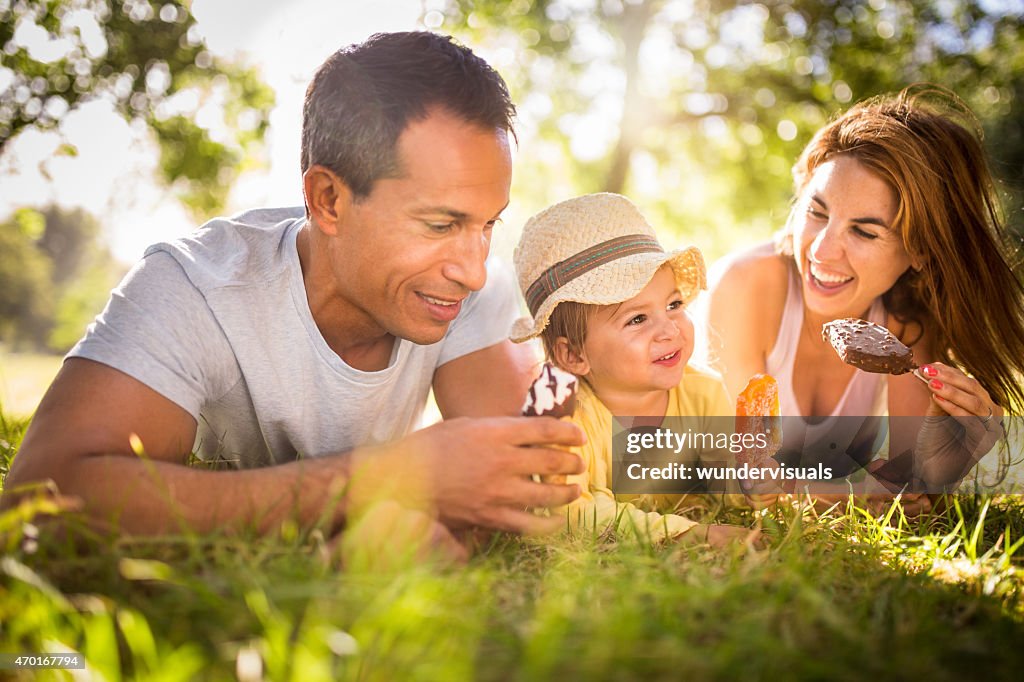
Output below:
[922,365,938,377]
[929,379,943,390]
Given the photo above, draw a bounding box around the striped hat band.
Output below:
[524,234,663,316]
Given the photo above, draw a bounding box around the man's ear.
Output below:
[303,165,353,237]
[553,337,589,377]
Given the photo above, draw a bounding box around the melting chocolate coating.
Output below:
[822,318,917,375]
[522,363,578,418]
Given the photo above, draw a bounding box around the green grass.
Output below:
[2,414,1023,681]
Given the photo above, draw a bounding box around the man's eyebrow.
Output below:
[414,207,470,220]
[413,200,510,222]
[811,194,891,229]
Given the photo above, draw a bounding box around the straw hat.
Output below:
[511,193,706,343]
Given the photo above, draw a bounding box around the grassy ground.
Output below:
[0,347,63,418]
[1,413,1023,681]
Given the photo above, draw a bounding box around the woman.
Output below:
[705,85,1023,497]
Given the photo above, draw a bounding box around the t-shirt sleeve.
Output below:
[67,250,239,419]
[437,257,519,367]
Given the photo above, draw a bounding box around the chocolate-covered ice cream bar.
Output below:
[822,318,917,375]
[522,363,578,418]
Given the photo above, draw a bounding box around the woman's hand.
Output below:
[913,362,1003,488]
[919,362,1003,423]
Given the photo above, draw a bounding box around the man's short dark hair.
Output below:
[301,31,516,198]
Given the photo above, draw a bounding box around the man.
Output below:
[3,32,584,543]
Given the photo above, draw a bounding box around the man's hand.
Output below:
[348,416,586,536]
[327,500,469,571]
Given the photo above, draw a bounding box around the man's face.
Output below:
[328,109,512,346]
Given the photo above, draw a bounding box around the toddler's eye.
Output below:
[626,314,647,326]
[667,299,684,311]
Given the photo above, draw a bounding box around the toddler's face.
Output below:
[581,264,692,396]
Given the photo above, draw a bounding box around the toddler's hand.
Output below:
[680,523,763,549]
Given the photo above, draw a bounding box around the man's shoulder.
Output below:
[145,207,306,292]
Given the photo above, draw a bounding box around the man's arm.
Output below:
[2,358,355,535]
[4,358,586,536]
[433,339,539,418]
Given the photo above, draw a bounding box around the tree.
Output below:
[0,209,55,349]
[0,206,122,352]
[438,0,1024,249]
[0,0,275,217]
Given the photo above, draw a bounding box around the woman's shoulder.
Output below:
[704,241,791,346]
[708,241,791,294]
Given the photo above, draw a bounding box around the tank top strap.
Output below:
[766,264,803,416]
[765,263,803,375]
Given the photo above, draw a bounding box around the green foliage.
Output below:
[0,0,275,220]
[0,408,29,482]
[439,0,1024,253]
[0,210,55,349]
[0,206,122,352]
[47,258,119,351]
[150,114,237,218]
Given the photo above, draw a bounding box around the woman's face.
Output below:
[792,155,913,321]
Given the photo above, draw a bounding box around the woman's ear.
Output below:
[553,337,589,377]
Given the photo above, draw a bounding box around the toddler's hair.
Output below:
[540,300,593,372]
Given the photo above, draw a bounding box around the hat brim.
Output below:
[510,246,706,343]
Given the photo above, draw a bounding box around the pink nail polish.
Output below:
[922,365,938,377]
[930,379,943,390]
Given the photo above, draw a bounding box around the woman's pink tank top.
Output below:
[765,264,888,473]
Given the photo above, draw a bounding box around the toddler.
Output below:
[512,193,753,546]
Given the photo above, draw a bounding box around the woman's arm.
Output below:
[880,312,1003,490]
[703,243,788,400]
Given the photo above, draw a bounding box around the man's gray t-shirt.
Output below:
[69,207,518,468]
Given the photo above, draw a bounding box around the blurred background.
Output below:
[1,0,1022,416]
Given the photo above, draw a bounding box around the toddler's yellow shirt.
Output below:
[564,364,744,542]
